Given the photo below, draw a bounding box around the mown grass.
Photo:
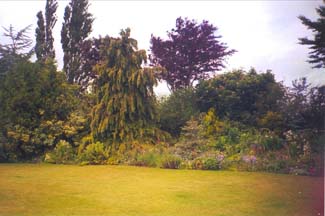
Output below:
[0,164,323,216]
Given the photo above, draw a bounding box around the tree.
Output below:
[61,0,93,84]
[45,0,58,59]
[35,12,46,62]
[158,87,199,136]
[150,17,235,91]
[78,36,107,91]
[195,69,284,128]
[0,60,79,160]
[91,29,158,146]
[282,77,325,131]
[35,0,58,62]
[299,1,325,68]
[0,25,33,77]
[305,85,325,131]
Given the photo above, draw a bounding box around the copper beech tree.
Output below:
[150,17,235,91]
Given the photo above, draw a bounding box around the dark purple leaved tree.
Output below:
[150,17,236,91]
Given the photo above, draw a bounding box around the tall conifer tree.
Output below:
[61,0,93,84]
[45,0,58,59]
[35,12,46,62]
[35,0,58,62]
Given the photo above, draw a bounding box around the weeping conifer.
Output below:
[91,29,158,145]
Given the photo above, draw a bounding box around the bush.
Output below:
[133,151,160,167]
[236,155,258,171]
[260,133,283,151]
[44,140,75,164]
[78,142,108,165]
[191,158,204,170]
[175,118,208,160]
[202,158,219,170]
[191,157,220,170]
[158,88,199,136]
[289,167,310,176]
[160,154,182,169]
[265,160,289,173]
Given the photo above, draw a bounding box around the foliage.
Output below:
[0,60,78,160]
[133,151,161,167]
[150,17,235,91]
[282,78,310,130]
[91,29,159,145]
[78,36,108,91]
[35,0,58,62]
[201,108,227,138]
[200,109,285,154]
[306,85,325,131]
[282,78,325,132]
[160,154,182,169]
[174,118,207,160]
[299,1,325,68]
[257,111,284,133]
[265,160,288,173]
[191,157,219,170]
[0,8,322,176]
[200,109,242,153]
[0,25,33,78]
[78,141,108,165]
[44,140,75,164]
[204,158,219,170]
[196,69,284,128]
[35,12,46,62]
[61,0,93,84]
[158,87,199,136]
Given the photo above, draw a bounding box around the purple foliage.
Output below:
[150,17,236,91]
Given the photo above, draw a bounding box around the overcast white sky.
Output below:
[0,0,324,95]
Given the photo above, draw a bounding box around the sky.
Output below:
[0,0,324,95]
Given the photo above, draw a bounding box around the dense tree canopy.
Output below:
[283,78,325,131]
[196,69,284,128]
[35,0,58,62]
[35,12,46,62]
[91,29,158,145]
[150,17,235,91]
[158,88,199,136]
[61,0,93,84]
[78,37,106,91]
[299,1,325,68]
[0,60,78,160]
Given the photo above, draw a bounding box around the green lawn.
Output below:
[0,164,323,216]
